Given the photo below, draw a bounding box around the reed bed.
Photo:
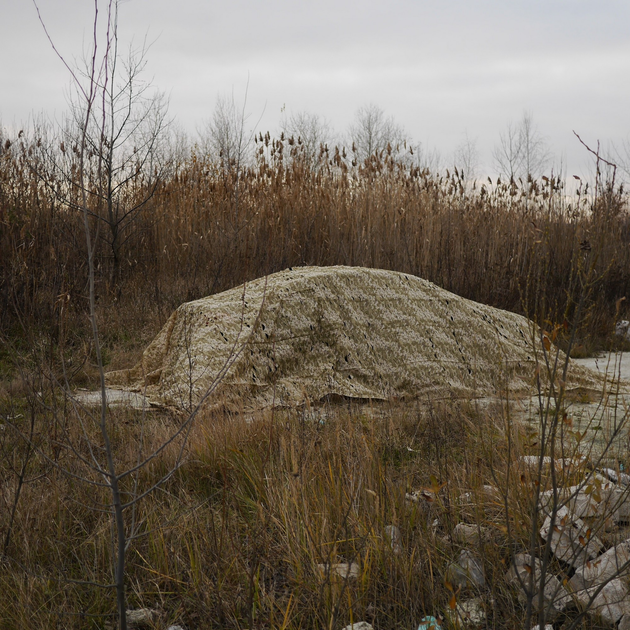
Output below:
[2,130,629,358]
[0,396,526,629]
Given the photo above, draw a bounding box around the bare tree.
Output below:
[23,2,228,628]
[280,110,333,166]
[520,112,552,181]
[200,91,252,175]
[413,142,442,173]
[453,132,480,191]
[24,0,171,290]
[614,135,630,185]
[348,103,408,164]
[493,111,551,182]
[493,120,524,182]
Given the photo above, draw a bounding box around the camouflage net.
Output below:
[106,266,595,410]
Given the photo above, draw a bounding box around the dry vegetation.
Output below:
[1,127,629,355]
[1,121,630,629]
[0,392,522,629]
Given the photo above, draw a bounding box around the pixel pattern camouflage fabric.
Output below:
[105,266,591,410]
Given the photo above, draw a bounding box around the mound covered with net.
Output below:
[105,266,588,410]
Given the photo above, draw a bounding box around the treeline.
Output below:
[1,124,629,352]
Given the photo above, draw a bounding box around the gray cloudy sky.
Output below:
[3,0,629,177]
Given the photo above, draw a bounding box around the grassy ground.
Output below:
[4,368,628,629]
[0,391,524,629]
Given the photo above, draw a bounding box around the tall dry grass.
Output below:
[2,128,629,367]
[0,396,525,629]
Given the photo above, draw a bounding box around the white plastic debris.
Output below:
[576,578,630,625]
[505,554,570,619]
[317,562,360,579]
[341,623,373,630]
[406,489,439,503]
[571,473,630,524]
[384,525,402,555]
[540,506,604,567]
[126,608,157,627]
[482,485,501,501]
[520,456,584,470]
[446,597,486,628]
[601,468,630,486]
[538,477,630,528]
[570,540,630,592]
[616,320,630,340]
[452,523,489,546]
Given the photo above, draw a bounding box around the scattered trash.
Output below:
[384,525,402,555]
[537,474,630,529]
[317,562,360,579]
[446,597,486,628]
[616,320,630,341]
[540,506,604,567]
[570,540,630,591]
[576,578,630,625]
[505,553,570,619]
[341,623,373,630]
[446,550,485,590]
[417,615,442,630]
[601,467,630,487]
[126,608,157,627]
[442,466,630,628]
[520,455,584,470]
[482,485,501,501]
[75,388,154,410]
[406,489,440,503]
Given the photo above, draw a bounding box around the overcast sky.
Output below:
[3,0,629,178]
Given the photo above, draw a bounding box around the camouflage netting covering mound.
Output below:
[106,266,595,410]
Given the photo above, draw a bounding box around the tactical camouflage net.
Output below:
[105,266,594,410]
